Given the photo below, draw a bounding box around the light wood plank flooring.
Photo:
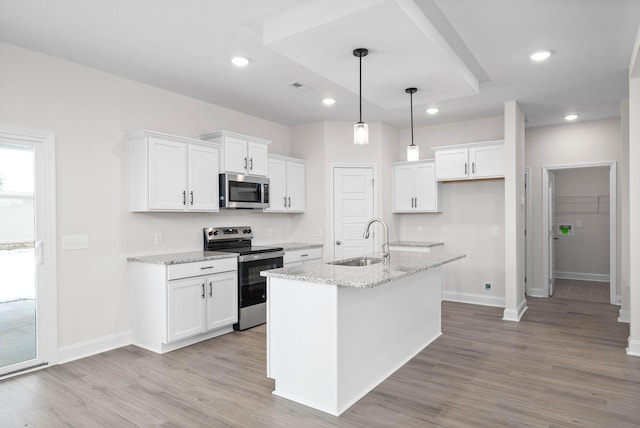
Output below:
[553,278,610,303]
[1,298,639,427]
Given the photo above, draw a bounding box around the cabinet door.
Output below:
[286,161,306,212]
[435,148,469,181]
[470,144,504,178]
[188,144,219,211]
[167,277,207,342]
[206,271,238,331]
[223,136,248,174]
[414,162,437,211]
[265,158,287,212]
[148,137,187,210]
[247,141,268,176]
[392,165,414,212]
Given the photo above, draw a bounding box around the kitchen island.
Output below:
[261,250,464,416]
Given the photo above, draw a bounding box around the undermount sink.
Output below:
[328,256,383,267]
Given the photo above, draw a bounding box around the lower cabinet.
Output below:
[130,257,238,354]
[283,247,323,267]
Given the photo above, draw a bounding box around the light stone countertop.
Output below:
[127,251,237,265]
[267,242,323,251]
[261,250,465,288]
[389,241,444,248]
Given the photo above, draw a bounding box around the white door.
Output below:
[188,144,219,211]
[265,158,287,212]
[148,137,187,210]
[392,165,414,212]
[435,148,468,180]
[247,141,268,176]
[414,162,436,211]
[333,167,375,260]
[548,171,556,296]
[470,144,505,178]
[286,161,306,212]
[0,130,55,377]
[223,136,248,174]
[206,271,238,331]
[167,277,207,342]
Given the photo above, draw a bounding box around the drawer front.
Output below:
[284,248,322,265]
[168,257,237,280]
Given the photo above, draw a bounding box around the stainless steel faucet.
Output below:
[362,218,390,270]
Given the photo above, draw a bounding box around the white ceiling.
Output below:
[1,0,639,129]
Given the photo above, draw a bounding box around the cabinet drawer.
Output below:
[168,257,237,280]
[284,248,322,265]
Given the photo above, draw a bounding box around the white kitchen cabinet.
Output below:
[434,140,504,181]
[265,155,306,213]
[128,130,220,212]
[130,256,238,354]
[392,160,440,213]
[283,247,322,267]
[200,130,270,176]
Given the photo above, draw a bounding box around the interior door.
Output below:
[333,167,375,260]
[548,171,556,296]
[0,132,54,377]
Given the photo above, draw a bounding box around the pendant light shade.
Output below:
[406,87,419,161]
[353,48,369,145]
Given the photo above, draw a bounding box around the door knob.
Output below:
[336,241,342,245]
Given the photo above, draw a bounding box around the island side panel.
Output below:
[267,277,340,415]
[336,268,442,414]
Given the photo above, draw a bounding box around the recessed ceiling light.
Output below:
[322,98,336,106]
[231,56,250,67]
[530,50,551,62]
[564,114,578,121]
[426,107,439,115]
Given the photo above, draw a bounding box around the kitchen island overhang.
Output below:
[262,251,465,416]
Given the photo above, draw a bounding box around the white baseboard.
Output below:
[442,291,504,308]
[58,331,132,364]
[503,298,528,322]
[554,271,610,282]
[618,309,630,323]
[627,338,640,357]
[527,287,546,298]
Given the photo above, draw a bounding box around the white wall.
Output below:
[525,118,621,298]
[395,116,506,306]
[0,42,295,351]
[553,167,610,279]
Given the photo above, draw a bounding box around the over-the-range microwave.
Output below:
[219,173,270,209]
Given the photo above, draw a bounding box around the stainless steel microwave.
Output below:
[219,173,270,209]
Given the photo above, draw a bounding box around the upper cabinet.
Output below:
[265,155,306,213]
[392,160,440,213]
[128,130,220,212]
[200,131,270,176]
[434,140,504,181]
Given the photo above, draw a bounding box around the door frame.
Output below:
[542,161,617,304]
[0,126,57,378]
[524,167,532,297]
[329,163,378,262]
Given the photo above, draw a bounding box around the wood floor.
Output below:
[1,298,639,427]
[553,279,610,303]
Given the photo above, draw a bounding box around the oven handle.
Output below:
[238,251,285,263]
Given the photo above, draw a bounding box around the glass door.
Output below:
[0,136,50,376]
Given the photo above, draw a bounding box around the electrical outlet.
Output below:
[154,232,163,245]
[492,226,500,236]
[314,227,322,237]
[576,220,582,228]
[484,283,492,292]
[417,226,423,234]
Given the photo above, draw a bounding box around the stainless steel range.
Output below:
[203,226,283,330]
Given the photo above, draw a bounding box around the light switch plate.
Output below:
[154,232,163,245]
[492,226,500,236]
[62,235,89,250]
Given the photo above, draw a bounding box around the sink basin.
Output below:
[328,256,383,267]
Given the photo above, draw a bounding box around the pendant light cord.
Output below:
[359,56,362,122]
[410,90,414,146]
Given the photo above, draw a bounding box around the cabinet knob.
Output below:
[336,241,342,245]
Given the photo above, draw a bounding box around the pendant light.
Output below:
[353,48,369,145]
[406,87,419,161]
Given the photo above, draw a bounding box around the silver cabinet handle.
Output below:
[200,266,214,270]
[288,196,291,208]
[472,162,476,174]
[464,163,468,175]
[284,196,287,208]
[414,197,417,208]
[300,254,309,257]
[182,190,186,205]
[336,241,342,245]
[201,283,205,299]
[190,191,194,205]
[209,282,213,297]
[250,157,253,170]
[244,157,248,169]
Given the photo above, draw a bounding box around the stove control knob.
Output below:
[244,229,251,234]
[213,231,218,236]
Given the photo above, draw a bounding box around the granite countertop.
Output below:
[127,251,237,265]
[389,241,444,248]
[268,242,323,251]
[261,250,464,289]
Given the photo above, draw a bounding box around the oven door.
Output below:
[237,252,284,308]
